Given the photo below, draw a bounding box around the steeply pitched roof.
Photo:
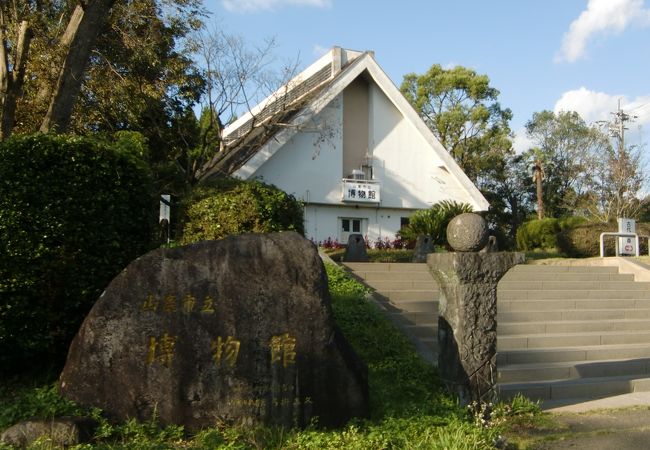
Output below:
[199,47,489,211]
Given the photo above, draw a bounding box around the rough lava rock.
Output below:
[427,252,524,404]
[59,232,368,430]
[0,417,97,448]
[446,213,489,252]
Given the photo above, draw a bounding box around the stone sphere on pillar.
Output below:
[446,213,489,252]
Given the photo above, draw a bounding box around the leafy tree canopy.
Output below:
[400,64,513,183]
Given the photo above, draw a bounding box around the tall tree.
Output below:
[186,27,299,187]
[532,157,545,219]
[524,110,609,218]
[400,64,513,183]
[0,0,205,141]
[0,16,32,140]
[481,152,534,247]
[39,0,116,133]
[585,142,645,222]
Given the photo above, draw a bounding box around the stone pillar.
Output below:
[343,234,368,262]
[428,252,523,405]
[412,234,435,263]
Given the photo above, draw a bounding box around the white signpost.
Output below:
[160,194,171,244]
[159,194,171,223]
[617,218,636,256]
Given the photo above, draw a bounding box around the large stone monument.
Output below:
[59,232,368,430]
[428,214,523,404]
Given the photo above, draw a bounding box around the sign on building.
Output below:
[617,218,636,256]
[342,181,380,203]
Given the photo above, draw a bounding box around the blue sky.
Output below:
[202,0,650,152]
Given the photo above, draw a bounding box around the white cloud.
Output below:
[556,0,650,63]
[511,128,536,154]
[554,87,650,148]
[222,0,332,13]
[554,87,621,122]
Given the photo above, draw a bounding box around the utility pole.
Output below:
[608,99,637,153]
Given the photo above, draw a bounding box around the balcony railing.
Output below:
[341,179,380,203]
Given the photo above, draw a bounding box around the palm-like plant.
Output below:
[400,200,474,245]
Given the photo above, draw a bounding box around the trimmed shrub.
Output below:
[516,218,560,251]
[558,215,588,231]
[557,221,650,257]
[0,134,156,373]
[398,200,473,246]
[181,178,304,244]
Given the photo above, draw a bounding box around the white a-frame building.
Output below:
[201,47,488,245]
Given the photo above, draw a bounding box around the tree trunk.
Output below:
[533,160,544,220]
[0,19,33,140]
[40,0,115,133]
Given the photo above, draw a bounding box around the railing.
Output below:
[599,232,650,257]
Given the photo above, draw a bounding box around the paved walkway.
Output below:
[513,394,650,449]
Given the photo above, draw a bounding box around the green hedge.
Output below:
[0,134,156,373]
[181,178,304,244]
[516,218,560,251]
[557,221,650,257]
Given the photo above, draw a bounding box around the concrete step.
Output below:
[499,299,650,312]
[508,265,619,274]
[497,342,650,366]
[498,357,650,384]
[384,300,438,314]
[498,330,650,351]
[498,289,650,300]
[499,280,650,291]
[419,337,439,354]
[402,324,437,339]
[499,374,650,402]
[498,308,650,322]
[343,262,429,272]
[386,311,438,326]
[502,272,634,282]
[374,290,438,302]
[499,319,650,335]
[360,271,435,282]
[369,280,439,291]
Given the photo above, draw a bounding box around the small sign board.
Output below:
[617,218,636,256]
[342,181,380,203]
[160,195,171,223]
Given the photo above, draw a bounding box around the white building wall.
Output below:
[241,77,484,244]
[248,95,344,204]
[304,204,411,245]
[368,83,482,210]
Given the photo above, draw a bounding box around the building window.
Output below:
[339,217,366,243]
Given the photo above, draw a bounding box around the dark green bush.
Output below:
[0,134,156,373]
[181,178,304,244]
[516,218,560,251]
[557,221,650,257]
[558,215,588,230]
[398,200,473,245]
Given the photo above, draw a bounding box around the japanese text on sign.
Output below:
[342,180,380,203]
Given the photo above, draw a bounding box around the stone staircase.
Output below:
[342,262,439,363]
[498,264,650,404]
[343,260,650,406]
